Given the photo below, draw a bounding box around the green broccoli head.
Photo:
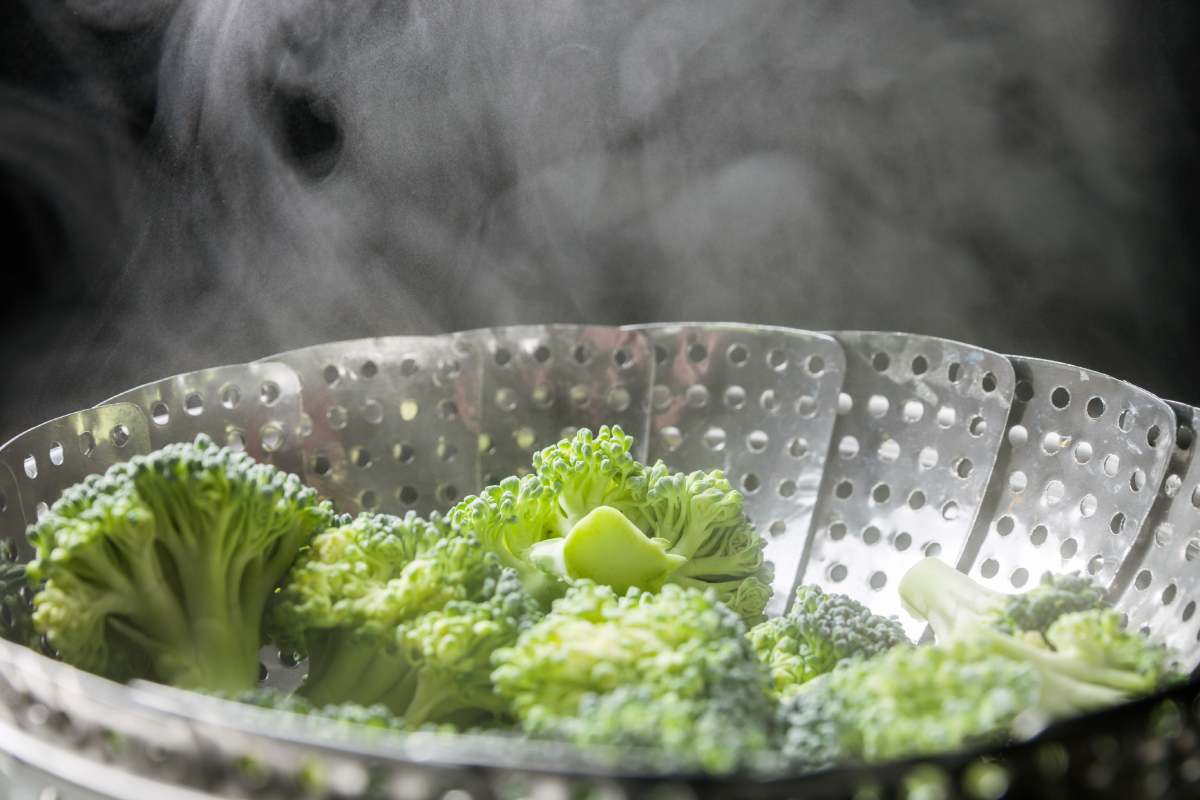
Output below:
[445,475,563,606]
[993,573,1106,636]
[0,554,35,647]
[272,512,539,728]
[461,426,774,623]
[749,585,909,698]
[531,426,649,530]
[900,558,1175,718]
[779,640,1040,768]
[26,435,334,691]
[491,581,775,774]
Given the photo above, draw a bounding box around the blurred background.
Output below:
[1,0,1197,441]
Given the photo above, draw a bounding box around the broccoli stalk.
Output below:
[27,436,333,691]
[900,557,1170,717]
[271,513,539,728]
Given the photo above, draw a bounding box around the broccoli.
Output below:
[219,687,405,730]
[491,581,775,774]
[456,426,774,623]
[0,555,34,646]
[444,475,564,607]
[749,585,909,698]
[900,557,1173,717]
[778,640,1040,768]
[25,435,333,691]
[271,512,540,728]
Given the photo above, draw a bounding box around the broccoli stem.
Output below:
[300,634,417,713]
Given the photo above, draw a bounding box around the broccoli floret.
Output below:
[461,427,774,623]
[900,557,1174,717]
[491,582,775,774]
[779,641,1040,768]
[444,475,564,606]
[0,556,35,646]
[749,585,909,698]
[271,512,539,728]
[219,687,404,730]
[25,435,333,691]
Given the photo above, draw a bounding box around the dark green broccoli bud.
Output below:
[901,558,1177,718]
[465,427,774,623]
[271,512,540,728]
[0,556,35,646]
[779,641,1040,767]
[445,475,564,606]
[26,435,334,691]
[993,572,1105,637]
[492,582,775,774]
[749,585,909,698]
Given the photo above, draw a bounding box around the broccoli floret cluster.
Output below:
[16,427,1188,778]
[452,427,774,623]
[0,554,34,646]
[270,512,540,728]
[749,585,909,698]
[779,640,1040,767]
[899,557,1174,719]
[492,582,776,774]
[26,435,334,691]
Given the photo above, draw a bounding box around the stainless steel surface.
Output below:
[261,335,484,520]
[962,357,1174,595]
[0,323,1198,799]
[102,361,308,479]
[800,332,1014,636]
[629,323,844,617]
[0,404,151,560]
[1112,402,1200,667]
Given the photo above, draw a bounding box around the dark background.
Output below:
[0,0,1197,442]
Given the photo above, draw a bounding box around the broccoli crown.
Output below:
[532,426,649,530]
[272,512,540,728]
[26,435,333,690]
[445,475,563,606]
[779,641,1040,767]
[0,554,34,646]
[1045,609,1172,689]
[900,558,1173,718]
[993,572,1106,637]
[464,426,774,623]
[491,581,775,774]
[749,585,908,698]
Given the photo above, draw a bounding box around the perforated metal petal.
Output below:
[963,358,1174,594]
[0,404,151,558]
[472,325,654,485]
[800,332,1015,636]
[261,337,483,518]
[1111,403,1200,668]
[627,323,845,616]
[101,362,306,478]
[0,463,25,560]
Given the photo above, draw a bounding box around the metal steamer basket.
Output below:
[1,324,1198,800]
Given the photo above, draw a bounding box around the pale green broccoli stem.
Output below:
[530,506,686,593]
[301,636,415,710]
[69,519,259,690]
[145,499,265,690]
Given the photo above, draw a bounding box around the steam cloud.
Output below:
[1,0,1196,435]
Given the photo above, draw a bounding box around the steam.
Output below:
[3,0,1195,434]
